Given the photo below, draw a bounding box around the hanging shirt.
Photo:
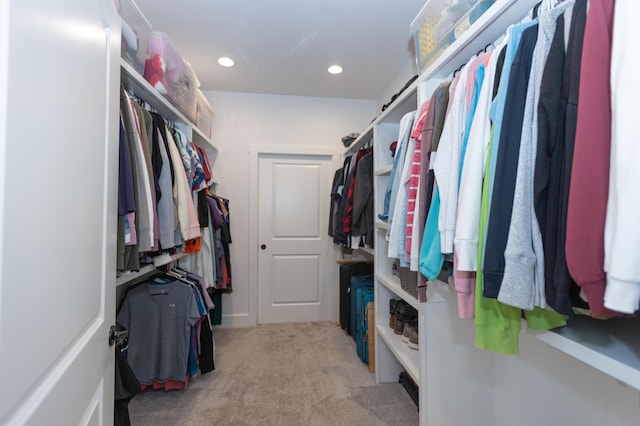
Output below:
[118,116,136,217]
[479,22,536,273]
[117,279,201,387]
[121,90,155,252]
[566,0,621,318]
[151,115,177,250]
[165,128,201,241]
[343,147,372,236]
[451,53,490,317]
[388,137,416,264]
[483,24,539,299]
[419,186,444,281]
[352,151,374,245]
[416,82,450,302]
[433,66,469,255]
[534,0,587,315]
[405,101,430,265]
[603,0,640,314]
[499,1,574,310]
[475,129,567,356]
[385,112,416,239]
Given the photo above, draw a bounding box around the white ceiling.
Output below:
[133,0,426,100]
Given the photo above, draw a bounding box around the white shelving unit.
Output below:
[117,58,219,288]
[341,67,419,400]
[346,1,640,423]
[404,0,537,425]
[377,324,420,384]
[120,59,219,153]
[401,0,640,424]
[535,315,640,391]
[368,84,421,402]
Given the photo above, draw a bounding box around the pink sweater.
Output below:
[566,0,620,318]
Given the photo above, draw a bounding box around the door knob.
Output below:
[109,325,128,348]
[260,244,267,250]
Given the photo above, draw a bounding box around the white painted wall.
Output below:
[202,90,376,327]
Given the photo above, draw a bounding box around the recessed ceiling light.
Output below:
[218,57,235,67]
[328,65,343,75]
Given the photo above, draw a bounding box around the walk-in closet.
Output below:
[1,0,640,425]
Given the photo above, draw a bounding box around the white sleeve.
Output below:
[454,52,498,271]
[604,0,640,314]
[433,73,467,255]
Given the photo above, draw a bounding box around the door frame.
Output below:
[248,145,342,325]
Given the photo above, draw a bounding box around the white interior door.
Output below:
[0,0,119,424]
[258,153,333,323]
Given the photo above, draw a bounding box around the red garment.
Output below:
[140,376,190,392]
[565,0,620,318]
[406,102,430,259]
[343,147,372,234]
[184,237,201,254]
[196,145,214,185]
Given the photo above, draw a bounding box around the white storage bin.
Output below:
[143,31,199,122]
[114,0,151,74]
[411,0,495,71]
[196,91,214,138]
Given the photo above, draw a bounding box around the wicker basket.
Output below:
[394,260,418,299]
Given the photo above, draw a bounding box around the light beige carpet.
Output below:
[128,321,419,425]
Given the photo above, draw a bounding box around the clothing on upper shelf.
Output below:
[117,88,231,291]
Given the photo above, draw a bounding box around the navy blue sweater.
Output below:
[483,25,539,298]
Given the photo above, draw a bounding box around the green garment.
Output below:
[474,126,567,355]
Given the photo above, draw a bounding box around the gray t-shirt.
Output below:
[117,279,200,384]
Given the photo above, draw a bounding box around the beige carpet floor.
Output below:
[128,321,419,425]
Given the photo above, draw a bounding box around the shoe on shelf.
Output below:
[401,319,418,343]
[389,299,400,329]
[394,302,418,335]
[408,325,419,350]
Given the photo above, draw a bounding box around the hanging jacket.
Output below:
[483,24,538,299]
[499,0,574,311]
[333,156,351,245]
[352,151,374,244]
[566,0,621,317]
[535,0,587,315]
[603,0,640,314]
